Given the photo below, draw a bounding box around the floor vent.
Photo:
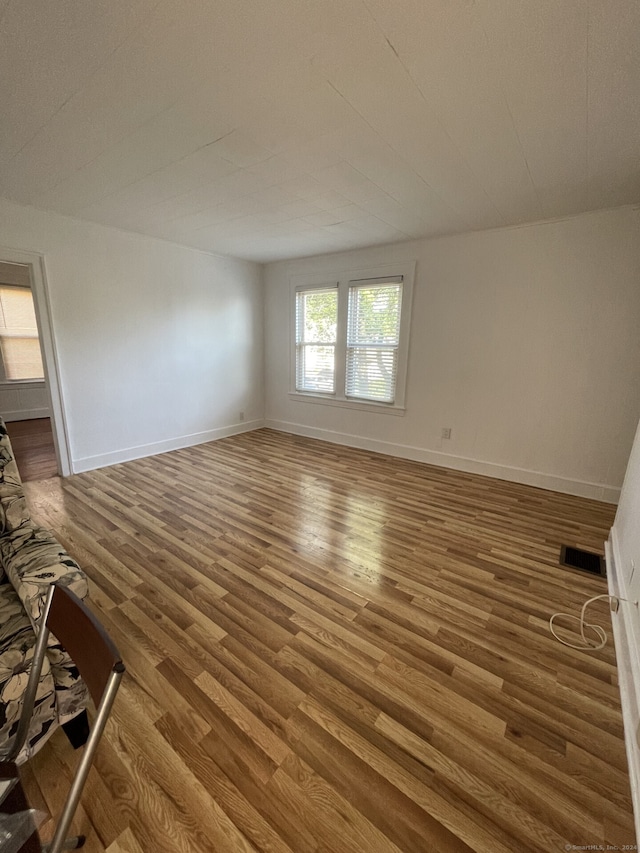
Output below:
[559,545,605,576]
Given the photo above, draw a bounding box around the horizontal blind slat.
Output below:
[0,338,44,381]
[348,276,403,287]
[346,347,397,403]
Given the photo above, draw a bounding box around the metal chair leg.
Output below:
[43,836,86,851]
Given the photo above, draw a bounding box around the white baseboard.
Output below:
[607,533,640,845]
[264,419,620,503]
[2,407,50,422]
[72,419,265,474]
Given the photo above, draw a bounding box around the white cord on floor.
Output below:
[549,594,621,651]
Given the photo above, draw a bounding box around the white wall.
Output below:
[0,382,49,422]
[0,198,264,472]
[265,206,640,502]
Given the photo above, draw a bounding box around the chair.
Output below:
[1,583,125,852]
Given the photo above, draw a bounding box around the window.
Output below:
[0,285,45,381]
[346,278,402,403]
[291,263,414,411]
[295,286,338,394]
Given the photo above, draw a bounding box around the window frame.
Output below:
[0,278,46,385]
[345,276,403,404]
[290,261,415,414]
[294,283,339,396]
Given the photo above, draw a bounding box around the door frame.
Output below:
[0,246,72,476]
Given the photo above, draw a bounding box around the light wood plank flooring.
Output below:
[6,417,58,481]
[20,428,633,852]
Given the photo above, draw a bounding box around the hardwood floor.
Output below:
[5,417,58,481]
[19,428,633,852]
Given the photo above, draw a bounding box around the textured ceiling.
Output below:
[0,0,638,262]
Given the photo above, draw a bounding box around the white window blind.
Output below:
[0,285,44,381]
[295,286,338,394]
[346,277,402,403]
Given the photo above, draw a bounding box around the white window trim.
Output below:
[289,261,415,413]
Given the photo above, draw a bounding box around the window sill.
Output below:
[288,391,405,416]
[0,379,45,387]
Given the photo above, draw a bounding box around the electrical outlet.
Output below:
[441,427,452,440]
[610,597,620,613]
[239,411,245,422]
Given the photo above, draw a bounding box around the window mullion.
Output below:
[334,279,348,399]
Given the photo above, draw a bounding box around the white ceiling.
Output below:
[0,0,638,262]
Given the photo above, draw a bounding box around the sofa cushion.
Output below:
[0,421,31,542]
[0,525,88,625]
[0,579,56,762]
[0,526,89,726]
[0,417,90,760]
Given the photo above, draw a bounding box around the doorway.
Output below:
[5,418,58,481]
[0,249,71,478]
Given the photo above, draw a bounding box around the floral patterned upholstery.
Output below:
[0,418,89,762]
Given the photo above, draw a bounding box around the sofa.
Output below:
[0,417,89,763]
